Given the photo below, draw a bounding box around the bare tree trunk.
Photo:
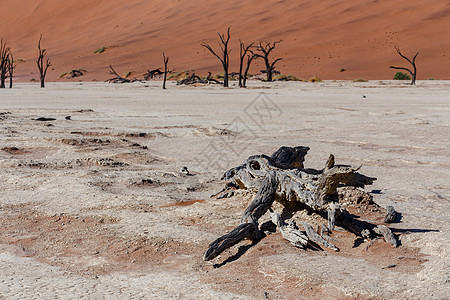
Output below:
[0,38,9,89]
[254,41,283,82]
[389,46,419,85]
[201,27,231,88]
[242,53,255,88]
[162,52,169,90]
[36,35,51,88]
[8,49,14,88]
[238,40,254,88]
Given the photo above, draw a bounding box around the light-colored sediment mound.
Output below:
[0,0,449,82]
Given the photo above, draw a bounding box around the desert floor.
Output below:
[0,80,448,299]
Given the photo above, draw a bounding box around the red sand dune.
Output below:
[1,0,449,82]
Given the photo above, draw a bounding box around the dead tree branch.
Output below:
[0,38,9,88]
[389,46,419,85]
[238,40,254,88]
[36,34,51,88]
[201,26,231,87]
[105,65,140,83]
[242,51,257,88]
[162,53,169,89]
[144,68,164,80]
[7,49,15,88]
[254,40,283,82]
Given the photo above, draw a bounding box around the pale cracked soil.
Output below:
[0,81,448,299]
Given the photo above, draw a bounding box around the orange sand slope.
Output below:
[1,0,449,81]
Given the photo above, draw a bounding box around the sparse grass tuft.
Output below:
[167,70,195,80]
[340,68,346,72]
[273,74,303,81]
[308,76,322,82]
[393,72,410,80]
[94,47,107,54]
[352,78,368,82]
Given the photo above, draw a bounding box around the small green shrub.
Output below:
[94,47,107,54]
[339,68,346,72]
[353,78,368,82]
[308,76,322,82]
[393,72,411,80]
[59,72,69,79]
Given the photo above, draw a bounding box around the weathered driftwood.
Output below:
[270,210,308,248]
[374,225,398,247]
[204,146,398,261]
[303,222,339,251]
[204,223,258,261]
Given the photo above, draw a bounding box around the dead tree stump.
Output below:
[204,146,399,261]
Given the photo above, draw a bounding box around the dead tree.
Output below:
[238,40,254,88]
[201,27,231,87]
[162,52,169,89]
[206,72,221,84]
[242,51,257,88]
[143,68,164,80]
[389,46,418,85]
[7,49,15,88]
[176,73,203,85]
[105,65,141,83]
[0,38,9,88]
[254,40,283,82]
[204,146,398,261]
[36,35,51,88]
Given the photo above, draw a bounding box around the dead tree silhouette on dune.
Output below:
[201,27,231,87]
[7,49,15,88]
[254,40,283,82]
[162,52,169,89]
[389,46,419,85]
[242,50,258,88]
[0,38,10,88]
[36,35,51,88]
[238,40,254,88]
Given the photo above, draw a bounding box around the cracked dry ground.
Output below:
[0,87,447,300]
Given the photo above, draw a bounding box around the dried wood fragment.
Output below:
[303,222,339,251]
[384,205,397,223]
[327,203,340,230]
[270,211,308,248]
[374,225,398,247]
[106,65,141,83]
[203,222,257,261]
